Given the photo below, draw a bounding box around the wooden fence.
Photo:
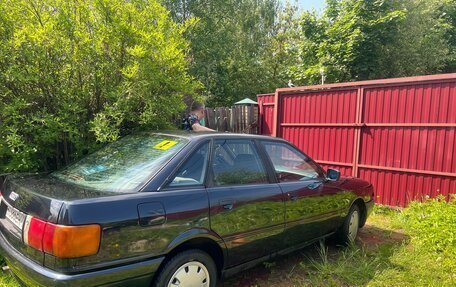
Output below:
[204,105,259,134]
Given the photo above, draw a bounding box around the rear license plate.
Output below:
[5,203,26,230]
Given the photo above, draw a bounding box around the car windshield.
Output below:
[52,133,188,192]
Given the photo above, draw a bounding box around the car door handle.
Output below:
[220,200,234,211]
[308,182,322,190]
[287,193,298,201]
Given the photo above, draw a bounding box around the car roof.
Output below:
[151,131,285,142]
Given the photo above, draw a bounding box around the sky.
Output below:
[285,0,326,11]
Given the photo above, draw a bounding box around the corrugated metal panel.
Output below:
[280,90,357,124]
[282,126,355,169]
[257,93,275,103]
[359,168,455,206]
[278,90,357,176]
[258,73,456,207]
[359,127,455,173]
[358,81,456,206]
[261,106,275,136]
[257,94,275,136]
[363,83,456,124]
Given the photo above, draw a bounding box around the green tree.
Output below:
[0,0,199,172]
[280,8,329,85]
[323,0,405,81]
[164,0,280,106]
[281,0,455,85]
[442,0,456,72]
[286,0,405,84]
[379,0,454,77]
[262,3,306,86]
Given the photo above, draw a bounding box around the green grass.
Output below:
[0,257,18,287]
[1,198,455,287]
[0,274,17,287]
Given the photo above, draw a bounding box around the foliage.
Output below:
[379,0,454,77]
[282,0,407,84]
[1,0,456,172]
[0,274,18,287]
[369,197,456,287]
[0,0,199,172]
[309,199,456,287]
[163,0,281,106]
[263,3,305,86]
[323,0,405,81]
[277,0,456,86]
[302,242,398,286]
[398,195,456,256]
[166,0,456,103]
[442,0,456,72]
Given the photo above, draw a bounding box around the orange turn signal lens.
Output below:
[24,216,101,259]
[45,224,101,258]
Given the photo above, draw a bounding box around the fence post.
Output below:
[352,87,364,177]
[273,90,280,137]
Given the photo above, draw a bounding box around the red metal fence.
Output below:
[258,74,456,207]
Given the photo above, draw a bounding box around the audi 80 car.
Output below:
[0,132,374,287]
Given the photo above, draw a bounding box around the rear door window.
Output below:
[168,142,209,187]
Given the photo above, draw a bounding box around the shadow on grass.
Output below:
[222,225,409,287]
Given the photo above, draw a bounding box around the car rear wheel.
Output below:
[154,249,217,287]
[336,204,360,245]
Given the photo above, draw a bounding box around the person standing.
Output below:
[183,102,215,132]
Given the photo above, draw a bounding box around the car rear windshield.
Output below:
[52,134,188,192]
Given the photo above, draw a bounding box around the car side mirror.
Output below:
[327,169,340,181]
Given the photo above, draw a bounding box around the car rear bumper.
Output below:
[0,232,164,287]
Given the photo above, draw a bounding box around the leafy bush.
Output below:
[0,0,200,173]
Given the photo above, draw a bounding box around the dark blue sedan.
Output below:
[0,132,374,287]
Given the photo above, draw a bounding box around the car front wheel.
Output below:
[154,249,217,287]
[336,204,360,245]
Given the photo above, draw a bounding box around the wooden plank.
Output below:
[203,105,259,133]
[227,108,232,131]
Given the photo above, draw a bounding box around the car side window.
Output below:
[262,141,323,182]
[168,142,209,187]
[211,140,268,186]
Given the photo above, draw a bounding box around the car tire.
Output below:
[336,204,361,245]
[153,249,217,287]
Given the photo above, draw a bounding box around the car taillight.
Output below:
[23,215,101,258]
[23,216,46,251]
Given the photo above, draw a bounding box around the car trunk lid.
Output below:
[0,173,115,265]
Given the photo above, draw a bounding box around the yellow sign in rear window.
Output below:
[153,140,178,150]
